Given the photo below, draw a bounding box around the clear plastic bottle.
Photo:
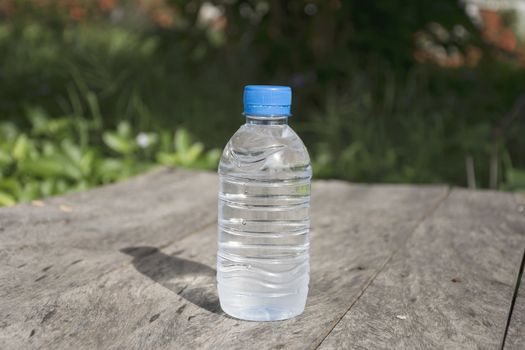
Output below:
[217,85,311,321]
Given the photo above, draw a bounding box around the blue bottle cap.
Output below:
[243,85,292,117]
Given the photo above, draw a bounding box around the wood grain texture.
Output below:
[318,189,525,350]
[0,168,448,349]
[0,168,218,348]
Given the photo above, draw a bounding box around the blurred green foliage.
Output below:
[0,0,525,206]
[0,108,220,206]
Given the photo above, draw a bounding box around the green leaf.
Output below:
[61,139,83,163]
[18,157,68,178]
[174,129,192,155]
[55,179,68,194]
[103,132,136,155]
[61,157,83,180]
[0,149,12,167]
[18,182,41,203]
[205,149,221,168]
[68,180,90,193]
[12,134,29,161]
[96,158,127,182]
[156,152,180,166]
[0,122,18,141]
[80,150,96,176]
[40,179,55,197]
[86,91,102,128]
[117,121,132,138]
[0,178,20,195]
[160,130,173,152]
[28,109,71,137]
[0,191,16,207]
[46,118,72,135]
[26,106,49,134]
[181,142,204,165]
[98,158,123,173]
[42,141,58,156]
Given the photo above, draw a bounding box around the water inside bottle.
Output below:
[217,120,311,321]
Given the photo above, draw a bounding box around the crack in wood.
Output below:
[501,245,525,349]
[313,187,451,350]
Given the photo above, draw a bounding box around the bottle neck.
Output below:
[245,115,288,125]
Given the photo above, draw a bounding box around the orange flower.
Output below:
[99,0,116,12]
[153,9,174,28]
[69,5,86,21]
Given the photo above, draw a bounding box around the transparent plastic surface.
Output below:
[217,116,311,321]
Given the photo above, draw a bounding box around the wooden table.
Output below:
[1,168,524,349]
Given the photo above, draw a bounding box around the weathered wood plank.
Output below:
[318,189,525,349]
[0,167,216,260]
[0,167,214,250]
[0,169,448,349]
[0,168,219,345]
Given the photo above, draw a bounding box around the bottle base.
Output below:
[221,304,305,322]
[218,288,308,321]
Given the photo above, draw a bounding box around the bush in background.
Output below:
[0,0,524,206]
[0,109,220,206]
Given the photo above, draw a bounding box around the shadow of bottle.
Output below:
[120,246,221,314]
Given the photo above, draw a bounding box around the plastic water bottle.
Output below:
[217,85,311,321]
